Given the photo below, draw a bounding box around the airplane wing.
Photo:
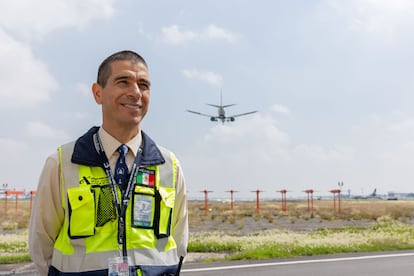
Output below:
[187,110,221,122]
[186,110,216,118]
[229,110,258,118]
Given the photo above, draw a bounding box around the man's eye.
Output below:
[139,83,150,90]
[116,80,129,86]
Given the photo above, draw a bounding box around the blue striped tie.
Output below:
[114,144,129,188]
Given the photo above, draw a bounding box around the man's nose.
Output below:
[129,83,142,97]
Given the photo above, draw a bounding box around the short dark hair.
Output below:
[97,50,148,88]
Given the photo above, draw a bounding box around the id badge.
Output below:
[133,194,154,227]
[108,256,132,276]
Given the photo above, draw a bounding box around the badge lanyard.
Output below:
[93,133,143,257]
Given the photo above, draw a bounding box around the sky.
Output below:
[1,0,414,200]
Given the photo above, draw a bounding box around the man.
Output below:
[29,50,188,275]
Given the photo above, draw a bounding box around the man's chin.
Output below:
[124,118,144,128]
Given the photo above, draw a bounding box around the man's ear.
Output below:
[92,83,103,104]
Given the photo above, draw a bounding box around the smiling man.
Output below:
[29,50,188,275]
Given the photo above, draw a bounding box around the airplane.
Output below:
[186,93,257,124]
[352,188,383,200]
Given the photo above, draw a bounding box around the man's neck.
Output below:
[101,124,140,144]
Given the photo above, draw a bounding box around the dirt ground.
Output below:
[189,214,379,235]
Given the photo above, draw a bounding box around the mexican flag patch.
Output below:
[136,168,155,186]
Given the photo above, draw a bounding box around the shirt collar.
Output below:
[98,127,142,159]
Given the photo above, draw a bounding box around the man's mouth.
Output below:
[122,103,141,110]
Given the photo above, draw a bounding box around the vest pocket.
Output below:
[156,187,175,238]
[67,186,95,238]
[95,185,117,227]
[132,185,155,229]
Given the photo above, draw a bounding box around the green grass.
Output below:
[189,220,414,261]
[0,254,31,264]
[0,230,30,264]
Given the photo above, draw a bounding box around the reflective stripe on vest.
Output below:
[52,142,178,272]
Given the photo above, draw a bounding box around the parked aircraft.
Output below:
[186,93,257,124]
[352,188,383,199]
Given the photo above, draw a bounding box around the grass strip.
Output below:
[189,220,414,261]
[0,254,32,264]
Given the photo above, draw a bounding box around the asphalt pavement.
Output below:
[3,251,414,276]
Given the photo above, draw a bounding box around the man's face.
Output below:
[93,60,151,130]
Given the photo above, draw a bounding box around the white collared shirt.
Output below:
[98,127,142,176]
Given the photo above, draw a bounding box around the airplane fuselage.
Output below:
[186,92,257,124]
[218,107,226,123]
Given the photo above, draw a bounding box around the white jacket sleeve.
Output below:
[171,159,188,258]
[29,152,64,275]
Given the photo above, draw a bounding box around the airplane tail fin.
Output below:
[220,89,235,108]
[206,90,235,108]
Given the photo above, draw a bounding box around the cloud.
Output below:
[205,25,240,43]
[67,112,90,120]
[161,24,240,45]
[25,121,68,140]
[182,69,223,87]
[0,138,30,162]
[74,82,92,97]
[182,115,293,194]
[205,114,290,147]
[180,113,370,198]
[271,104,291,116]
[327,0,414,36]
[0,0,117,110]
[293,143,354,163]
[0,0,116,40]
[161,25,197,45]
[388,119,414,133]
[0,30,58,109]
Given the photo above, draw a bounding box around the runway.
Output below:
[181,250,414,276]
[2,250,412,275]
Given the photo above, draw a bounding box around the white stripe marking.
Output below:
[182,252,414,272]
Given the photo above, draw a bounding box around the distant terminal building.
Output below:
[387,192,414,200]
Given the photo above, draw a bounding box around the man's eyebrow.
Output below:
[113,75,130,82]
[113,75,151,86]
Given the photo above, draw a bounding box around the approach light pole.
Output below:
[251,190,264,214]
[338,181,344,212]
[5,190,24,213]
[225,189,239,210]
[277,189,288,213]
[200,190,213,214]
[330,189,341,214]
[304,189,314,215]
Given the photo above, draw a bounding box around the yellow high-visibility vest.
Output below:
[51,141,179,275]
